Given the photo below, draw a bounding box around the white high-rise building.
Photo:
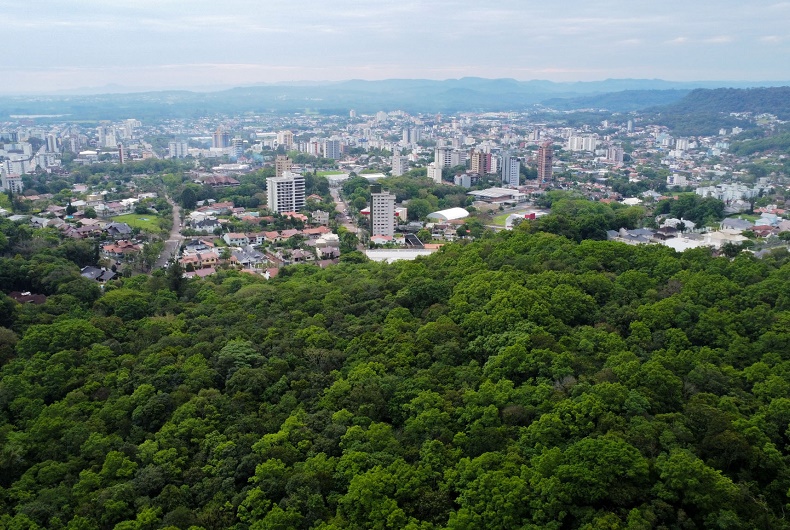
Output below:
[427,162,442,184]
[501,154,520,188]
[391,155,408,176]
[277,130,294,150]
[267,171,306,213]
[370,184,396,237]
[607,146,624,165]
[1,172,24,193]
[169,141,188,158]
[567,135,598,152]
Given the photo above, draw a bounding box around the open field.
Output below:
[111,214,161,232]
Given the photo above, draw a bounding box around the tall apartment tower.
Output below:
[169,141,188,158]
[275,155,293,178]
[213,127,230,149]
[232,137,244,158]
[391,155,408,176]
[323,139,341,160]
[427,162,442,184]
[501,153,520,188]
[369,184,396,237]
[435,147,452,169]
[470,150,491,175]
[537,142,553,182]
[277,130,294,150]
[45,134,58,153]
[267,171,306,213]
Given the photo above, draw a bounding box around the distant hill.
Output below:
[540,89,690,112]
[0,79,788,120]
[659,87,790,118]
[650,86,790,136]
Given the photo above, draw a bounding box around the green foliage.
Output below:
[2,229,790,529]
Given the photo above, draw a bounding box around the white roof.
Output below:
[365,249,437,263]
[427,207,469,221]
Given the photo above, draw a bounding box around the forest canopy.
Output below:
[1,227,790,529]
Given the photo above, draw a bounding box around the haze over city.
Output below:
[5,0,790,94]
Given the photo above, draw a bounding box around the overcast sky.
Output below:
[4,0,789,94]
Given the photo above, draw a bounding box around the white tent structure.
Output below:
[426,207,470,222]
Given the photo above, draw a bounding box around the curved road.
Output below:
[154,196,184,269]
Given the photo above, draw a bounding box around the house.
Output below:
[290,249,311,263]
[720,218,753,232]
[223,232,250,246]
[184,239,214,252]
[302,226,332,239]
[9,291,46,304]
[371,234,394,245]
[102,240,141,258]
[183,267,216,279]
[606,228,655,245]
[283,212,309,223]
[180,251,219,269]
[752,225,778,237]
[316,246,340,259]
[263,230,281,243]
[704,229,749,249]
[193,218,221,234]
[201,175,240,188]
[231,246,268,268]
[311,210,330,225]
[280,228,300,240]
[105,222,133,238]
[80,266,117,282]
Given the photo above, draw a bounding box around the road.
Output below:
[154,196,184,269]
[330,188,359,234]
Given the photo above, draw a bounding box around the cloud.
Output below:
[703,36,734,44]
[666,37,689,45]
[760,35,784,43]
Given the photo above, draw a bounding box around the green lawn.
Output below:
[111,213,161,232]
[492,212,511,226]
[316,171,347,177]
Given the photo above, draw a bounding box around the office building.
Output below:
[537,142,553,182]
[275,155,293,178]
[370,184,396,237]
[501,153,520,187]
[391,155,408,176]
[118,144,125,164]
[267,171,306,213]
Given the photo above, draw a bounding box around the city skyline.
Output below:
[4,1,790,95]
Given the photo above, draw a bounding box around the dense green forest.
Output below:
[2,225,790,529]
[650,86,790,136]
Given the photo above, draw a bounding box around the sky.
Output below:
[4,0,790,94]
